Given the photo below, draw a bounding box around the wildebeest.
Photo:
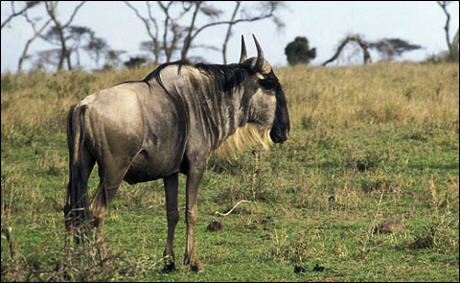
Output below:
[65,34,290,272]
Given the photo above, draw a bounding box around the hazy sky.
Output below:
[1,1,459,73]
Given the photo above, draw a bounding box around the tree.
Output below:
[124,56,147,69]
[32,49,61,71]
[17,3,52,73]
[322,34,371,66]
[124,1,161,63]
[369,38,421,61]
[67,25,95,68]
[157,1,191,63]
[436,1,459,62]
[42,1,86,71]
[125,1,192,64]
[1,2,51,72]
[180,1,285,63]
[123,1,285,64]
[84,36,109,68]
[284,36,316,66]
[103,49,126,70]
[323,35,421,66]
[221,1,285,64]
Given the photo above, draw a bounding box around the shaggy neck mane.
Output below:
[143,60,249,95]
[143,60,272,160]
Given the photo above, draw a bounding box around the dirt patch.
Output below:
[207,220,223,232]
[375,219,406,234]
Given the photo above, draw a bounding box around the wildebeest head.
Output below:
[239,35,290,145]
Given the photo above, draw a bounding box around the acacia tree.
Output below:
[369,38,421,61]
[84,36,109,69]
[42,1,86,71]
[39,24,118,70]
[103,50,126,70]
[323,34,421,66]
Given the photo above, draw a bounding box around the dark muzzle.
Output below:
[270,85,290,144]
[270,125,289,144]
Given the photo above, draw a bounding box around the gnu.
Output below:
[65,35,290,272]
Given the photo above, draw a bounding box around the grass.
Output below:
[1,61,459,281]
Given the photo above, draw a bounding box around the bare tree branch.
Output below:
[17,10,52,72]
[146,1,160,62]
[181,1,283,62]
[222,1,241,64]
[180,1,202,62]
[62,1,86,29]
[190,5,276,44]
[124,1,160,63]
[157,1,175,62]
[1,1,40,30]
[322,35,372,66]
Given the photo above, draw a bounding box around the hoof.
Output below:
[163,261,178,273]
[190,261,204,273]
[100,257,111,268]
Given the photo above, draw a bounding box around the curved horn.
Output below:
[239,35,247,63]
[252,34,265,71]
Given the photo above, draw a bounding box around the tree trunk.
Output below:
[56,23,70,71]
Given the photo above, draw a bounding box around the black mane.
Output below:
[143,60,250,94]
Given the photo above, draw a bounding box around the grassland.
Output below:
[1,62,459,281]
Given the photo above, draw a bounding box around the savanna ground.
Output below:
[1,62,459,281]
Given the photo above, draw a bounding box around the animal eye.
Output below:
[258,70,279,90]
[258,79,277,90]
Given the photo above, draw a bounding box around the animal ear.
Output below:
[239,35,247,64]
[252,34,265,72]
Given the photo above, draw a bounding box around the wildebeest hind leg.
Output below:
[90,181,121,262]
[90,156,137,261]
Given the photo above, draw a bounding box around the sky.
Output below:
[1,1,459,73]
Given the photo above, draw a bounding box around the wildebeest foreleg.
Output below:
[184,161,206,272]
[163,173,179,271]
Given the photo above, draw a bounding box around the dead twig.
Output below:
[215,200,251,217]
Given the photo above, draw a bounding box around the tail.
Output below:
[64,104,90,241]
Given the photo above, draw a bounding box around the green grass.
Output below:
[1,62,459,281]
